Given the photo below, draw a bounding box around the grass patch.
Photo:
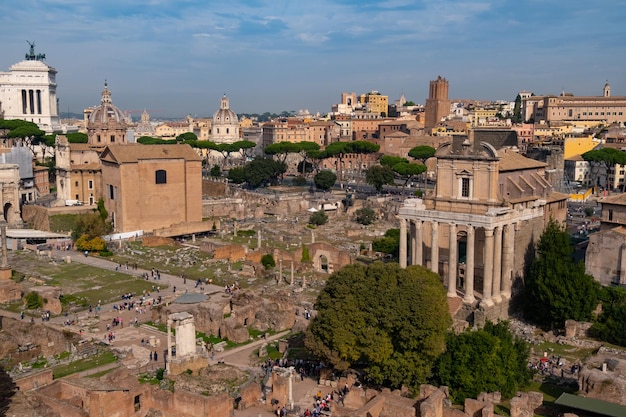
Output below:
[53,350,117,379]
[145,321,168,333]
[7,252,165,312]
[49,213,79,233]
[523,377,578,403]
[534,341,595,362]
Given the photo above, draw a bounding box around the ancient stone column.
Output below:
[501,223,515,299]
[414,220,423,266]
[448,223,457,298]
[463,225,476,304]
[430,221,439,274]
[482,227,495,307]
[279,259,283,283]
[410,220,417,266]
[257,229,262,249]
[399,218,407,268]
[166,318,173,375]
[311,230,315,243]
[492,225,503,303]
[290,261,294,285]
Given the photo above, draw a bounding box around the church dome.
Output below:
[212,95,238,125]
[88,82,127,124]
[210,95,239,143]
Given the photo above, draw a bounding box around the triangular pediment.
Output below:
[455,169,473,176]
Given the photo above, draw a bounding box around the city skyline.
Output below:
[1,0,625,118]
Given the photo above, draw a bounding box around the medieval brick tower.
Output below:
[425,76,450,131]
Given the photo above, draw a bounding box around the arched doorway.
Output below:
[3,202,12,224]
[319,255,329,273]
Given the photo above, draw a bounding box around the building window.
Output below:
[609,209,613,221]
[461,177,471,198]
[110,134,115,142]
[97,135,101,142]
[75,181,78,187]
[88,180,93,189]
[108,184,114,200]
[155,169,167,184]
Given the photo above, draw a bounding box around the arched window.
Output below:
[156,169,167,184]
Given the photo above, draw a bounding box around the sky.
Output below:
[1,0,625,119]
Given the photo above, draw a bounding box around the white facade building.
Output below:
[0,43,61,133]
[210,95,239,143]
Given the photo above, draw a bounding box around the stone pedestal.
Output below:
[0,266,11,280]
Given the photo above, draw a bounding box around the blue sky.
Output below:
[1,0,625,118]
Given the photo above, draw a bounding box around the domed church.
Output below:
[210,95,239,144]
[87,82,128,145]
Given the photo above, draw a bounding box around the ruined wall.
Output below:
[14,369,53,391]
[579,368,626,405]
[21,205,51,231]
[0,280,21,303]
[145,388,233,417]
[238,379,262,410]
[168,355,210,376]
[88,390,134,417]
[0,316,77,365]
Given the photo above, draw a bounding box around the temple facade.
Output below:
[398,130,567,313]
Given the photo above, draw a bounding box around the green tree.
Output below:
[372,228,400,258]
[66,132,88,143]
[590,287,626,347]
[434,321,532,402]
[96,198,108,222]
[210,165,221,177]
[25,291,43,309]
[392,161,426,189]
[176,132,198,142]
[306,262,451,390]
[228,167,245,184]
[72,211,111,241]
[243,158,286,188]
[314,170,337,191]
[355,207,376,225]
[380,155,407,168]
[408,145,436,163]
[261,254,275,269]
[524,220,600,328]
[365,165,395,192]
[309,211,328,226]
[404,101,416,106]
[582,148,626,190]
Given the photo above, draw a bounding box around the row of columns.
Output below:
[400,218,516,306]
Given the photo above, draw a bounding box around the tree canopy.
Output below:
[314,170,337,191]
[582,148,626,166]
[408,145,436,162]
[66,132,88,143]
[240,158,286,188]
[524,220,600,328]
[590,286,626,347]
[434,321,532,402]
[355,207,376,225]
[365,165,395,192]
[306,262,451,390]
[372,228,401,258]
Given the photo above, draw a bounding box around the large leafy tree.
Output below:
[365,165,395,192]
[434,321,532,402]
[313,170,337,191]
[590,286,626,347]
[524,220,600,328]
[66,132,88,143]
[372,228,401,258]
[242,158,286,188]
[306,262,451,390]
[582,148,626,190]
